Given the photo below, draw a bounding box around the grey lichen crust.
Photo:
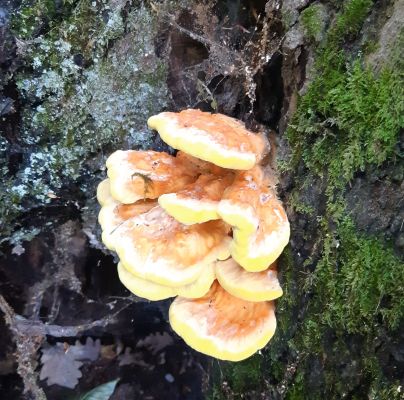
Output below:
[2,1,168,242]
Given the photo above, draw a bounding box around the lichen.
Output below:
[1,1,170,243]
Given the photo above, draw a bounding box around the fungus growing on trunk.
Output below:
[106,150,198,204]
[118,262,177,301]
[96,178,114,206]
[169,281,277,361]
[97,179,156,250]
[215,259,282,302]
[113,206,230,287]
[218,167,290,271]
[158,173,234,225]
[117,261,217,301]
[147,109,268,170]
[97,109,290,361]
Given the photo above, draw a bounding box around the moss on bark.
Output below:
[210,0,403,398]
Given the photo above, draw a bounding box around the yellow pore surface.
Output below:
[106,150,198,204]
[118,262,176,301]
[215,258,283,302]
[148,109,267,170]
[158,173,234,225]
[117,262,216,301]
[114,206,231,287]
[175,151,226,176]
[169,281,277,361]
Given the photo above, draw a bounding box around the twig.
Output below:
[0,295,137,398]
[0,295,47,400]
[5,299,135,338]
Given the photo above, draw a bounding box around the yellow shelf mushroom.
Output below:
[96,179,114,206]
[97,109,291,362]
[106,150,198,204]
[158,173,234,225]
[118,262,177,301]
[97,179,156,250]
[169,281,277,361]
[215,258,283,302]
[114,206,231,287]
[218,167,290,271]
[148,109,268,170]
[117,261,217,301]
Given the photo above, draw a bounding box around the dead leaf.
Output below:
[40,344,83,389]
[40,338,101,389]
[136,332,173,355]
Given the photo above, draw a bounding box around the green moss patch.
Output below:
[300,4,325,42]
[277,0,404,397]
[287,0,403,193]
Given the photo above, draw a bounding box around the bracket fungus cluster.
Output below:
[97,109,290,361]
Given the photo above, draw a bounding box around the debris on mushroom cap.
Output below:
[97,179,114,206]
[215,258,283,302]
[98,199,157,251]
[118,262,177,301]
[169,281,277,361]
[117,261,216,301]
[106,150,198,204]
[114,206,231,287]
[158,173,235,225]
[218,167,290,272]
[147,109,268,170]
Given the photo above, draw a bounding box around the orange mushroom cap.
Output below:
[158,173,234,225]
[117,261,216,301]
[169,281,277,361]
[97,179,157,250]
[218,167,290,271]
[118,262,177,301]
[231,192,290,271]
[114,206,231,287]
[98,201,157,251]
[106,150,198,204]
[148,109,268,170]
[215,258,283,302]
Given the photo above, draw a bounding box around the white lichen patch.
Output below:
[4,1,170,243]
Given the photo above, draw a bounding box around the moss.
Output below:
[285,371,309,400]
[287,0,403,194]
[288,191,315,216]
[300,4,325,42]
[288,60,403,193]
[227,356,262,393]
[275,0,404,397]
[208,355,263,398]
[11,0,75,39]
[328,0,373,43]
[292,215,403,365]
[313,218,403,333]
